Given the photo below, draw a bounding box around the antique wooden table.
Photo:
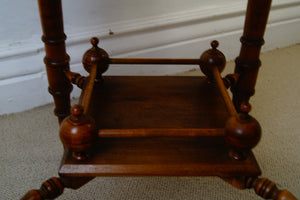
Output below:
[21,0,297,199]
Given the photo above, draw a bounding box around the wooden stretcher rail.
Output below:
[109,58,203,65]
[79,64,98,114]
[212,67,238,117]
[98,128,225,138]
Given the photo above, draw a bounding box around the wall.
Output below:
[1,0,300,114]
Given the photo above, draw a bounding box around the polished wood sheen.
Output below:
[21,177,64,200]
[60,104,98,160]
[232,0,272,111]
[246,177,298,200]
[59,137,261,177]
[38,0,72,123]
[89,76,229,130]
[21,0,298,199]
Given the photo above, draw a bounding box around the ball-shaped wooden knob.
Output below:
[82,37,109,76]
[240,102,252,119]
[199,40,226,79]
[90,37,99,47]
[60,104,97,160]
[210,40,219,49]
[69,104,84,123]
[225,114,261,160]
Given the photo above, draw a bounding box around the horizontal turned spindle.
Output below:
[65,71,86,89]
[223,73,240,89]
[98,128,224,138]
[109,58,202,65]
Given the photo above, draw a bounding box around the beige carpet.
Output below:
[1,45,299,199]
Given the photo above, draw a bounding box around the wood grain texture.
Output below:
[98,128,224,138]
[59,136,261,177]
[89,76,229,131]
[232,0,272,111]
[38,0,72,123]
[28,0,299,199]
[60,105,97,161]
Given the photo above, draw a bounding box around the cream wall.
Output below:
[1,0,300,114]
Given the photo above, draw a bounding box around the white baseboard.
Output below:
[1,0,300,115]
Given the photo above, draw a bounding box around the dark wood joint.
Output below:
[41,34,67,46]
[65,71,87,89]
[223,73,240,88]
[43,56,70,68]
[240,36,265,47]
[234,57,262,73]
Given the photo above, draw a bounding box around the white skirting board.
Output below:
[1,0,300,115]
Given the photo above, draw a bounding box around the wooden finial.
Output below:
[199,40,226,80]
[70,104,84,122]
[90,37,99,47]
[60,104,97,160]
[211,40,219,49]
[240,102,251,119]
[82,37,109,82]
[225,104,261,160]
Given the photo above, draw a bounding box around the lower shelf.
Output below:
[59,136,261,177]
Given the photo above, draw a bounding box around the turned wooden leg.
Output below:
[222,176,298,200]
[232,0,272,111]
[21,177,64,200]
[246,177,298,200]
[21,177,94,200]
[38,0,72,124]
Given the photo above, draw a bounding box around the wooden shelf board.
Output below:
[88,76,230,131]
[59,137,261,177]
[60,76,261,177]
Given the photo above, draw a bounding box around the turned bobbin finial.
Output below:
[82,37,109,82]
[225,102,261,160]
[199,40,226,80]
[60,104,97,160]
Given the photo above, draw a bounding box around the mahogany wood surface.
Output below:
[212,67,237,117]
[232,0,272,111]
[246,177,298,200]
[59,136,261,177]
[223,177,298,200]
[38,0,72,123]
[21,177,64,200]
[60,104,98,161]
[21,0,298,199]
[89,76,229,131]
